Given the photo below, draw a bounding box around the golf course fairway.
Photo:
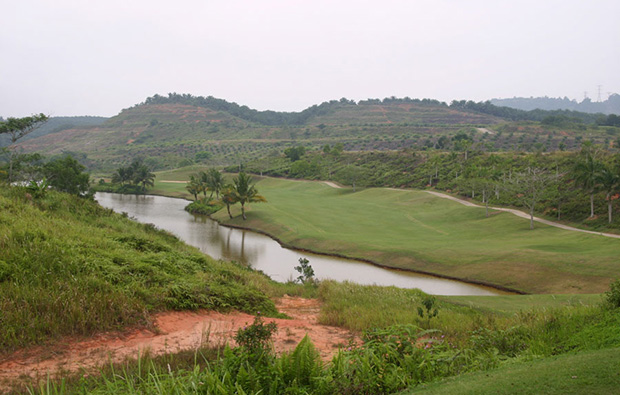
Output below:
[208,178,620,294]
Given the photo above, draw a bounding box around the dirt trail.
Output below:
[0,297,356,389]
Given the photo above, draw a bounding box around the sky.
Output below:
[1,0,619,117]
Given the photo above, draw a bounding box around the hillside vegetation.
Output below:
[0,186,280,353]
[0,116,107,147]
[15,93,617,173]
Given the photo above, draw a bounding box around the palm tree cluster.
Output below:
[111,159,155,192]
[186,171,266,220]
[573,151,620,223]
[185,168,224,201]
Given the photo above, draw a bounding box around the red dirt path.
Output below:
[0,297,356,390]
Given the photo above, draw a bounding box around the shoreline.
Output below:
[104,188,525,295]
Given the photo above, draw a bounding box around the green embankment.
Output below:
[406,347,620,395]
[0,186,281,353]
[203,177,619,294]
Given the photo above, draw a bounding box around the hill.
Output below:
[491,93,620,115]
[14,94,617,172]
[0,115,108,147]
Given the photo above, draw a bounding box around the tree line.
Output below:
[136,93,607,127]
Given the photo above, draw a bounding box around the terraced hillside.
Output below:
[16,94,616,172]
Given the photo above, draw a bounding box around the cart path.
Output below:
[424,190,620,239]
[317,180,619,239]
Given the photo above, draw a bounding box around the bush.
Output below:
[605,279,620,308]
[234,314,278,359]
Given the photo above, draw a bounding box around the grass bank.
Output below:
[0,186,285,354]
[406,347,620,394]
[205,177,619,294]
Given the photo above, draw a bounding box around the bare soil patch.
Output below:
[0,297,355,390]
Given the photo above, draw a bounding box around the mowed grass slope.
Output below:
[406,347,620,395]
[210,178,620,294]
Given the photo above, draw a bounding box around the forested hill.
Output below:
[136,93,501,126]
[14,93,619,172]
[491,94,620,115]
[138,93,608,125]
[0,116,108,147]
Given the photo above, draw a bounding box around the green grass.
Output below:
[317,281,619,353]
[205,177,620,294]
[0,186,287,353]
[406,347,620,395]
[441,294,602,314]
[146,175,620,294]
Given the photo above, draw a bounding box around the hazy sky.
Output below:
[1,0,619,117]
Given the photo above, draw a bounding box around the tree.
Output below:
[294,258,315,284]
[186,175,201,200]
[435,135,450,150]
[284,146,306,162]
[0,113,48,181]
[336,165,369,192]
[111,166,133,186]
[232,172,267,220]
[206,168,224,199]
[133,164,155,192]
[42,155,91,196]
[452,132,473,161]
[511,168,555,230]
[466,166,497,218]
[573,153,604,218]
[597,165,620,224]
[220,184,239,219]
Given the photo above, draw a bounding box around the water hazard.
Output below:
[96,193,502,295]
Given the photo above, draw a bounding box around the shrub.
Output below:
[294,257,316,284]
[605,279,620,308]
[234,314,278,360]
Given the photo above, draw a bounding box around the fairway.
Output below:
[206,178,620,294]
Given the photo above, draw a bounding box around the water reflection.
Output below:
[96,192,502,296]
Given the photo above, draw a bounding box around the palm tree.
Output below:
[573,153,603,218]
[220,185,239,219]
[186,175,201,200]
[198,171,209,198]
[232,172,266,220]
[133,165,155,192]
[597,165,620,224]
[111,167,132,186]
[207,168,224,199]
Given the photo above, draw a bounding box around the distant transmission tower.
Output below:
[597,85,602,102]
[584,91,588,100]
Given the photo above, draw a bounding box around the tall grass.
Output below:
[0,187,282,353]
[317,281,618,357]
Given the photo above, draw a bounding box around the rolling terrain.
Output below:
[15,94,616,173]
